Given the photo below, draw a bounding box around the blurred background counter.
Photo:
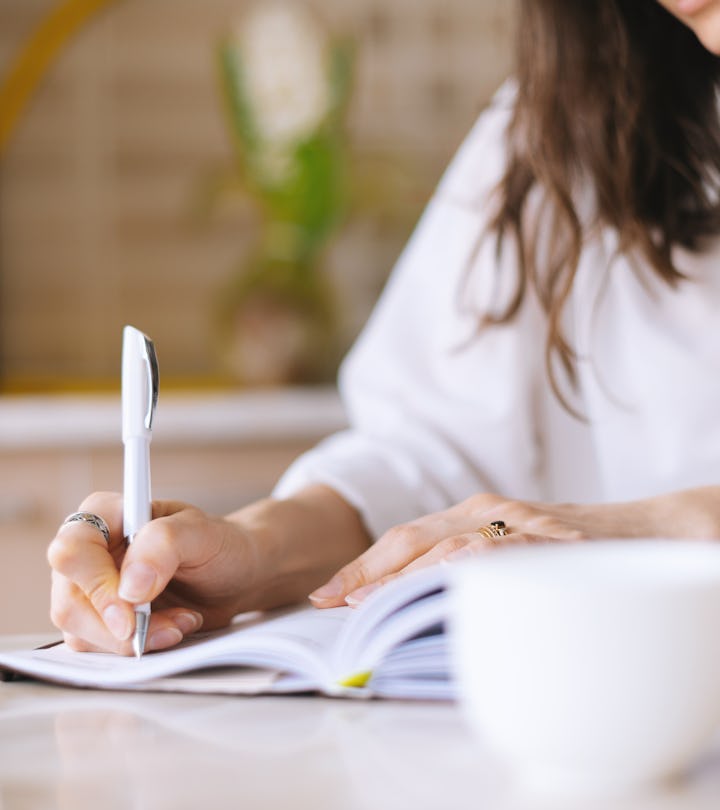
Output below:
[0,0,513,390]
[0,386,346,633]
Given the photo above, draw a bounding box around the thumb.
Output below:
[118,505,217,604]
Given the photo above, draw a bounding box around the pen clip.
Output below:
[142,335,159,431]
[122,325,159,440]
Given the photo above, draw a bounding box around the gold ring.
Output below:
[475,520,508,540]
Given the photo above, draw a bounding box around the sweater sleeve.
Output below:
[273,82,544,539]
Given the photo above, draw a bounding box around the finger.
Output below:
[51,573,130,654]
[53,573,203,654]
[308,522,442,607]
[63,633,107,653]
[343,533,480,606]
[63,619,202,655]
[48,518,135,643]
[343,531,573,606]
[144,608,204,652]
[393,532,490,573]
[50,495,208,652]
[73,492,126,558]
[117,506,222,607]
[442,531,576,563]
[503,532,583,546]
[310,499,571,606]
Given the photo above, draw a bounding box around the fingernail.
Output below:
[345,583,380,607]
[119,562,157,602]
[147,627,183,651]
[103,604,132,640]
[309,578,345,602]
[174,611,203,635]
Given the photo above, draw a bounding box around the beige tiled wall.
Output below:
[0,0,514,388]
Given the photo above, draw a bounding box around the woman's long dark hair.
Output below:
[489,0,720,407]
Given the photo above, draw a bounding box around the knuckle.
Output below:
[64,634,91,653]
[501,499,525,516]
[140,519,179,565]
[50,601,73,631]
[46,535,77,573]
[151,520,176,551]
[382,523,427,552]
[528,515,560,533]
[463,492,499,511]
[346,559,374,589]
[527,515,586,540]
[437,536,470,555]
[84,575,114,610]
[378,524,405,544]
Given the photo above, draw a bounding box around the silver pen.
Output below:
[121,325,159,658]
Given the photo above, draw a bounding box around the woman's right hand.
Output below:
[47,485,371,656]
[47,491,262,655]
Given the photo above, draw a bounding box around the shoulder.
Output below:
[435,79,517,207]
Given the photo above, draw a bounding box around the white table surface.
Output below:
[2,637,720,810]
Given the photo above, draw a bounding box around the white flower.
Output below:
[236,3,331,145]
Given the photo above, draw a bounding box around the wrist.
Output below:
[625,487,720,540]
[224,485,371,612]
[659,487,720,538]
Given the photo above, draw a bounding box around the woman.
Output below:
[48,0,720,655]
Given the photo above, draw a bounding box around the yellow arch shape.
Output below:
[0,0,120,156]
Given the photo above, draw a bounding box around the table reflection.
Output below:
[1,683,720,810]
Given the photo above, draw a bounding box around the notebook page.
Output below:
[333,565,447,673]
[0,605,351,691]
[334,592,447,683]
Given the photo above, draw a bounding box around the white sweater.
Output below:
[274,84,720,539]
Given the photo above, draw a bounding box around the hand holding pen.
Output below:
[46,326,370,657]
[48,326,208,656]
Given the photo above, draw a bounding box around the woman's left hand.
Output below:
[308,487,720,607]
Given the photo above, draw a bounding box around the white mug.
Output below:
[449,540,720,797]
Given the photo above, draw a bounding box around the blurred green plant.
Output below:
[213,4,355,386]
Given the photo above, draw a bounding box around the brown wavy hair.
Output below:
[487,0,720,408]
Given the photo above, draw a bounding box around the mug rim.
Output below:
[449,538,720,590]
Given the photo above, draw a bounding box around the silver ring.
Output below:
[62,512,111,544]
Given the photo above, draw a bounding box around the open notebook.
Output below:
[0,566,451,700]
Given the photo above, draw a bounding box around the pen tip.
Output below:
[132,611,149,659]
